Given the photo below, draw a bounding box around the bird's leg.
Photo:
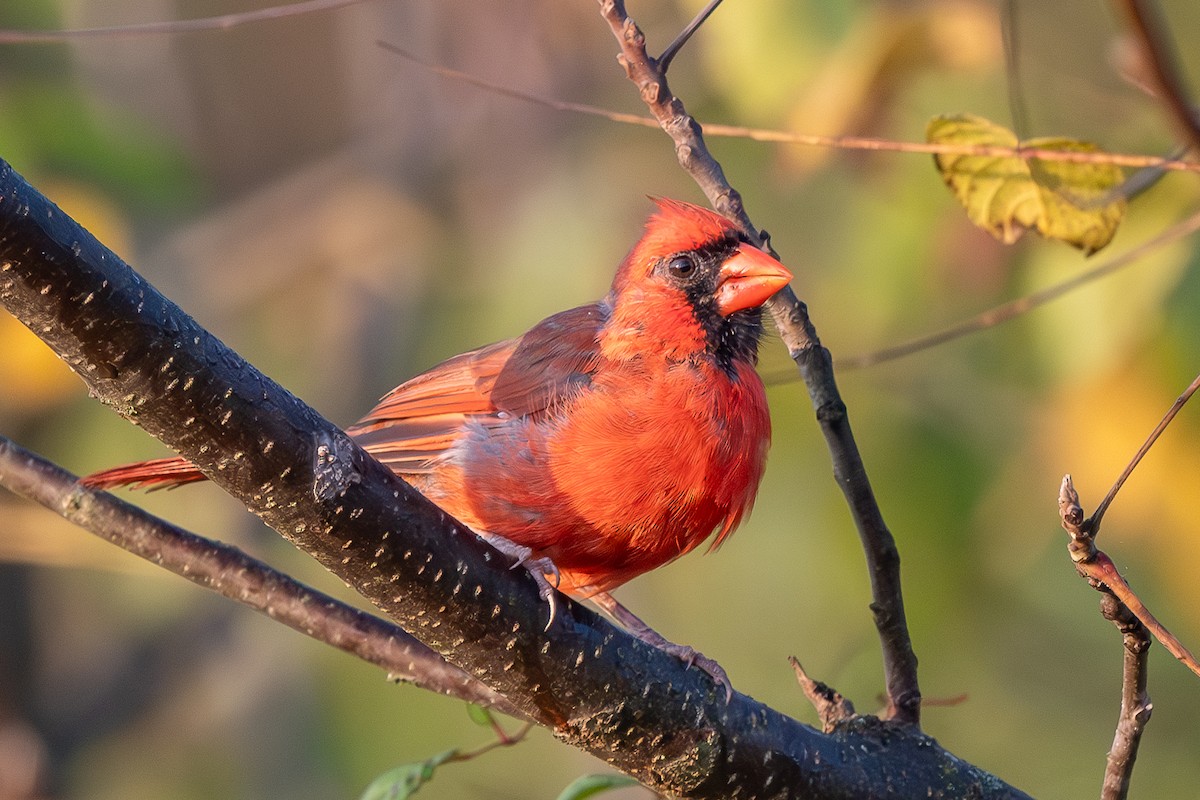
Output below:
[590,590,732,702]
[476,532,561,630]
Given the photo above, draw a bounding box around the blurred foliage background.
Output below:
[1,0,1199,798]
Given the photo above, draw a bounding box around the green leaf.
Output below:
[465,703,494,727]
[358,749,459,800]
[927,113,1126,254]
[555,773,641,800]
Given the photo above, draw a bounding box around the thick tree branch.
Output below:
[597,0,922,725]
[0,159,1033,797]
[0,435,522,718]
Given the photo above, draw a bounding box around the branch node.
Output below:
[814,398,848,425]
[312,429,363,501]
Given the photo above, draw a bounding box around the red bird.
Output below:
[84,198,793,697]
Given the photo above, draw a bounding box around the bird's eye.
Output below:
[666,255,696,280]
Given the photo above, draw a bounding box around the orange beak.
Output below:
[713,244,793,316]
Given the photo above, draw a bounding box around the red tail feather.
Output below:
[81,457,208,491]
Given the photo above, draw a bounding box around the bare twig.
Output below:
[1089,372,1200,532]
[0,435,524,719]
[379,44,1200,173]
[1117,0,1200,150]
[445,718,533,764]
[1000,0,1031,137]
[597,0,922,725]
[360,716,534,798]
[1059,476,1200,678]
[658,0,723,74]
[1060,370,1200,685]
[817,208,1200,372]
[789,657,856,733]
[0,0,373,44]
[1058,478,1153,800]
[1100,592,1152,800]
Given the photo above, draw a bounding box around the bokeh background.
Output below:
[1,1,1199,797]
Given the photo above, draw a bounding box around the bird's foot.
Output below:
[590,590,733,702]
[652,641,731,701]
[477,533,561,630]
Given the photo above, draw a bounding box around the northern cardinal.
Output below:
[84,198,793,698]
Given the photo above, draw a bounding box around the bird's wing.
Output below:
[347,303,606,474]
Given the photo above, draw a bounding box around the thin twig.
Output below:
[1060,476,1200,678]
[658,0,723,74]
[597,0,922,725]
[815,208,1200,373]
[1117,0,1200,150]
[378,43,1200,174]
[1089,372,1200,533]
[0,0,373,44]
[0,435,524,719]
[1057,479,1153,800]
[1100,593,1152,800]
[446,721,534,763]
[1001,0,1030,137]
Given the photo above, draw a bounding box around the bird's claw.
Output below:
[661,643,733,703]
[591,590,735,703]
[478,533,561,630]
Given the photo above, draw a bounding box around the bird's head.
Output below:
[607,198,793,372]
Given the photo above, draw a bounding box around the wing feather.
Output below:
[347,303,607,474]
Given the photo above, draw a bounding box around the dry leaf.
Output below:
[928,113,1126,254]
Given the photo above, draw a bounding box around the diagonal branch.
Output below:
[1089,372,1200,533]
[0,434,523,718]
[657,0,723,73]
[1117,0,1200,150]
[0,157,1030,798]
[597,0,922,725]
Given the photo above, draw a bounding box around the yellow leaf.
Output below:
[927,113,1126,254]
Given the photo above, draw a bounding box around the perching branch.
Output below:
[0,158,1032,798]
[597,0,922,725]
[0,434,523,718]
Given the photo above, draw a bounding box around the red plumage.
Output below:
[83,199,792,694]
